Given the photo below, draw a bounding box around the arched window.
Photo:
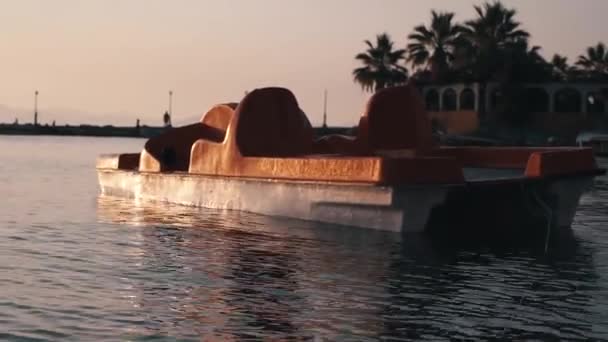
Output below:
[459,88,476,110]
[554,88,582,113]
[525,87,549,112]
[442,88,457,111]
[425,89,440,111]
[587,92,606,114]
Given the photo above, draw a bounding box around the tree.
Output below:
[461,1,530,81]
[407,11,463,81]
[458,1,534,122]
[576,42,608,79]
[502,40,552,83]
[353,33,408,92]
[551,54,570,80]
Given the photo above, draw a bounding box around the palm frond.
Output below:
[353,33,408,92]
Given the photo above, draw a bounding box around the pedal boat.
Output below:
[96,85,604,233]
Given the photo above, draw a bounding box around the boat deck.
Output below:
[463,168,524,183]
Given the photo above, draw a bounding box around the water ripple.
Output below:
[1,136,608,340]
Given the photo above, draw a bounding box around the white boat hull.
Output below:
[97,170,594,233]
[98,170,449,233]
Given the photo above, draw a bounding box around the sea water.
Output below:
[0,135,607,341]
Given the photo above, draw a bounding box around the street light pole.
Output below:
[169,90,173,117]
[322,89,328,128]
[34,90,39,126]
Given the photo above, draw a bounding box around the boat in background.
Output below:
[577,132,608,156]
[97,84,604,233]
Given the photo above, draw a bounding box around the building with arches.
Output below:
[421,82,608,138]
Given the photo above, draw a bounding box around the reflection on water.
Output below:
[1,136,607,340]
[96,194,608,341]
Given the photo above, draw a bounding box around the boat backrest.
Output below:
[201,103,238,132]
[361,84,436,154]
[140,103,237,172]
[356,115,369,147]
[140,122,225,172]
[234,87,314,157]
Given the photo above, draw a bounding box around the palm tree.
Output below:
[502,40,551,82]
[407,11,463,81]
[460,1,531,118]
[552,54,569,73]
[576,42,608,77]
[461,1,530,80]
[353,33,408,92]
[551,54,570,80]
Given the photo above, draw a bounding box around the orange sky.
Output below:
[1,0,606,126]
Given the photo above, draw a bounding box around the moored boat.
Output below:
[97,84,604,233]
[577,132,608,156]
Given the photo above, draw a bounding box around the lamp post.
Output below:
[322,89,328,128]
[169,90,173,116]
[34,90,39,126]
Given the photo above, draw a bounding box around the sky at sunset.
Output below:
[1,0,606,127]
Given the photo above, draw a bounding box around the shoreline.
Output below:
[0,123,522,148]
[0,123,166,138]
[0,123,352,139]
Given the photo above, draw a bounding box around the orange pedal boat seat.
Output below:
[189,87,465,184]
[200,102,237,131]
[236,87,314,157]
[139,104,235,172]
[362,84,437,154]
[313,83,437,156]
